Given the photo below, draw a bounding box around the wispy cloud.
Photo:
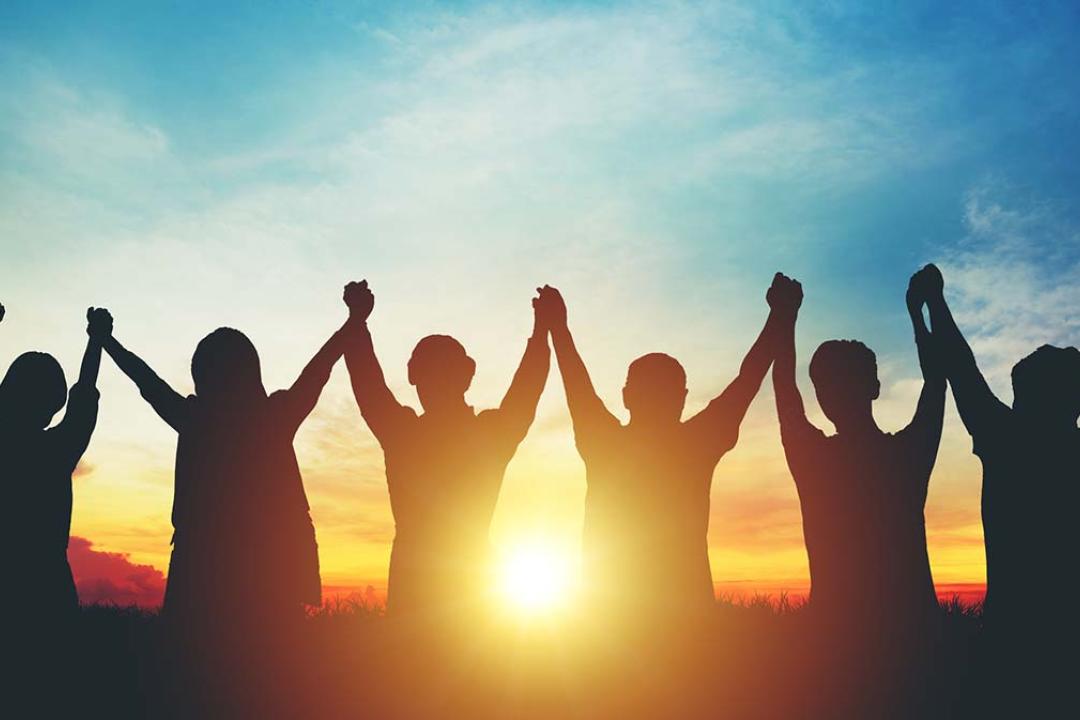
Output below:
[940,179,1080,395]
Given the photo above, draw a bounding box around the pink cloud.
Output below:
[68,536,166,608]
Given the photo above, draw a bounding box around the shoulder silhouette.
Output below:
[342,280,551,616]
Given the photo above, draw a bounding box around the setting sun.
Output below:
[496,542,576,615]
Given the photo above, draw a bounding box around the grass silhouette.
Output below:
[27,595,992,719]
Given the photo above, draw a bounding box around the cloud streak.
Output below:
[68,536,166,608]
[939,179,1080,395]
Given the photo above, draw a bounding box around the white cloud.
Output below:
[2,67,171,180]
[939,180,1080,397]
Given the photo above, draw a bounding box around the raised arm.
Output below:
[101,320,187,432]
[488,289,551,442]
[342,280,412,442]
[54,308,110,467]
[770,274,821,446]
[277,304,357,433]
[685,275,795,442]
[920,263,1010,437]
[538,286,619,439]
[901,266,947,452]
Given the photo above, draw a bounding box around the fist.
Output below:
[907,264,944,308]
[344,280,375,321]
[533,285,567,330]
[767,273,803,315]
[86,307,113,341]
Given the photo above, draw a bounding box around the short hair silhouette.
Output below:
[623,352,689,422]
[809,340,879,396]
[1011,344,1080,419]
[191,327,265,400]
[0,351,68,428]
[407,334,478,410]
[809,340,881,428]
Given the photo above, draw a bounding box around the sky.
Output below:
[1,1,1078,605]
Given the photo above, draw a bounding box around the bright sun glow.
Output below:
[496,542,575,616]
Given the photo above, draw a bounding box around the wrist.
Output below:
[770,306,799,323]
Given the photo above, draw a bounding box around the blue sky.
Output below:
[1,1,1078,589]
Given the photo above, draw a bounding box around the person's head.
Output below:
[809,340,880,432]
[191,328,266,403]
[0,352,67,429]
[623,353,688,425]
[1011,345,1080,425]
[408,335,476,413]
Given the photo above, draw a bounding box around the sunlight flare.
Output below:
[496,541,575,615]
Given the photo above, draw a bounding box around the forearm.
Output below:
[343,321,396,410]
[737,309,785,386]
[909,305,944,386]
[76,337,104,389]
[925,295,977,372]
[772,316,806,421]
[103,336,159,390]
[501,331,551,414]
[294,318,353,392]
[550,324,603,419]
[700,310,785,429]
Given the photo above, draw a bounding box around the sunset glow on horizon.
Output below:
[3,1,1078,610]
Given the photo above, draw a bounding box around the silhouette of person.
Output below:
[341,280,551,616]
[536,278,788,618]
[921,264,1079,646]
[771,268,945,628]
[99,299,355,631]
[0,307,109,621]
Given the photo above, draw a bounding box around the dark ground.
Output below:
[10,597,1008,719]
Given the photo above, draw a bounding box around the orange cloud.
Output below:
[68,536,166,608]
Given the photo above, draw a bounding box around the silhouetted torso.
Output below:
[780,424,938,623]
[577,418,737,613]
[0,384,98,617]
[162,391,319,624]
[375,405,528,614]
[973,411,1080,627]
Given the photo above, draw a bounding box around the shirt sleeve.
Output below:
[970,411,1009,461]
[53,382,101,473]
[778,417,827,486]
